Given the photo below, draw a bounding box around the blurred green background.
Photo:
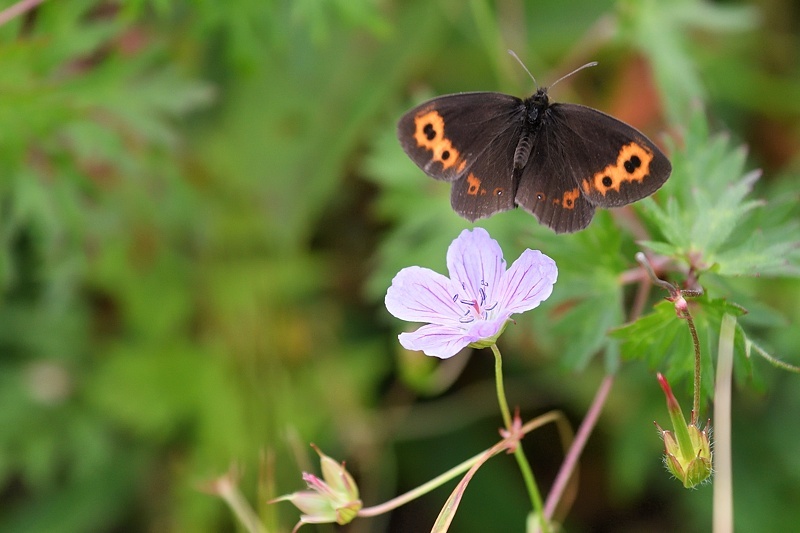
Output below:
[1,0,799,531]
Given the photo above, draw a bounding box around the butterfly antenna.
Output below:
[549,61,598,89]
[507,49,538,88]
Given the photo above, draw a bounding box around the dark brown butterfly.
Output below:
[397,62,671,233]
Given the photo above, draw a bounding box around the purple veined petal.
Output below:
[398,323,473,359]
[385,266,463,325]
[398,316,510,359]
[446,228,506,309]
[496,249,558,315]
[463,315,509,341]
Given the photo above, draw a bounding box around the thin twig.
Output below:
[543,375,614,522]
[0,0,45,27]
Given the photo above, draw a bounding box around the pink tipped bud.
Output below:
[655,374,712,488]
[270,445,362,530]
[673,294,689,317]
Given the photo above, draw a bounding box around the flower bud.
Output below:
[655,373,712,488]
[271,444,362,531]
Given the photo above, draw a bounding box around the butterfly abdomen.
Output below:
[513,132,533,170]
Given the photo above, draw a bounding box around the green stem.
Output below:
[359,411,566,519]
[359,446,493,517]
[213,474,267,533]
[683,310,701,424]
[491,344,547,533]
[749,340,800,373]
[713,314,735,533]
[492,343,513,429]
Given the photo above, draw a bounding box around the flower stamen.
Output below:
[457,282,500,322]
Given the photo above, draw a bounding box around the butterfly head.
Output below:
[530,87,549,105]
[525,87,551,124]
[524,61,599,125]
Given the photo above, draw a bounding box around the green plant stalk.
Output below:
[713,313,735,533]
[683,310,702,423]
[213,475,268,533]
[749,340,800,373]
[358,447,491,517]
[358,411,564,518]
[491,344,547,533]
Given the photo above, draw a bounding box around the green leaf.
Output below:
[529,213,628,371]
[614,295,750,403]
[643,111,800,278]
[552,292,623,370]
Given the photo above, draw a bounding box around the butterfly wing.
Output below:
[513,104,598,233]
[397,93,526,221]
[515,103,672,233]
[555,103,672,207]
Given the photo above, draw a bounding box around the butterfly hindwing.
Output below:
[514,102,671,232]
[398,93,525,220]
[448,120,529,220]
[513,106,595,232]
[514,161,597,233]
[548,103,671,208]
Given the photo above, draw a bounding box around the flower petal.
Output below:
[464,316,509,343]
[283,490,334,516]
[398,316,510,359]
[385,266,462,325]
[446,228,506,309]
[496,249,557,315]
[398,323,473,359]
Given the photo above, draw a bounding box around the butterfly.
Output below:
[397,61,672,233]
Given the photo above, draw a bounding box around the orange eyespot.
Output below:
[583,142,653,196]
[466,173,484,196]
[413,110,465,171]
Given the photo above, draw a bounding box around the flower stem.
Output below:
[359,447,493,517]
[683,310,702,424]
[492,344,512,429]
[358,410,566,519]
[713,313,735,533]
[205,472,267,533]
[490,344,547,533]
[636,252,704,423]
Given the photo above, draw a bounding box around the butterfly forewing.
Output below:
[514,162,597,233]
[514,102,672,232]
[397,92,524,182]
[545,103,672,208]
[447,121,527,220]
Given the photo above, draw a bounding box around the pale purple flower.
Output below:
[385,228,557,359]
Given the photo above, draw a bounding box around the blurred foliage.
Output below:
[0,0,799,532]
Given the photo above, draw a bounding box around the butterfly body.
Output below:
[398,86,671,233]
